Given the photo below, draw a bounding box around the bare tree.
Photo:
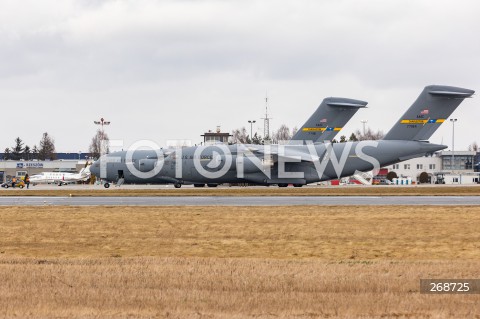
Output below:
[468,141,478,152]
[272,124,292,144]
[89,129,110,159]
[354,128,384,141]
[38,132,56,160]
[230,127,249,144]
[291,126,298,137]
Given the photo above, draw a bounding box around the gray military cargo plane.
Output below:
[91,85,474,188]
[90,95,367,187]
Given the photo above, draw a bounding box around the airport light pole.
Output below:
[248,120,256,141]
[94,117,110,156]
[450,118,457,171]
[360,120,368,136]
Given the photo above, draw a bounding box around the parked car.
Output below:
[373,179,393,185]
[1,179,25,189]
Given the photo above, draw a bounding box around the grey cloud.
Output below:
[0,0,478,151]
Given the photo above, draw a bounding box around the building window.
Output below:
[453,177,459,183]
[404,164,410,170]
[16,171,27,177]
[417,164,423,170]
[392,164,399,170]
[429,164,436,170]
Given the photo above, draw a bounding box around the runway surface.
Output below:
[1,196,480,206]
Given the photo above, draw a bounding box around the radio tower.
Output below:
[261,92,272,142]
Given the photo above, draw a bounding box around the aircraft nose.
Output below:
[90,159,100,177]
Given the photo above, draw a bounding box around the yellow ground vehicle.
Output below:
[1,179,25,189]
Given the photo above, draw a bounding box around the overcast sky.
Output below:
[1,0,479,153]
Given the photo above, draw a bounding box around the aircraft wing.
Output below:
[253,146,321,163]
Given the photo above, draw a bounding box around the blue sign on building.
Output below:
[16,162,44,169]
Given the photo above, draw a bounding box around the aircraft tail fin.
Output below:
[289,97,367,144]
[383,85,474,141]
[79,165,91,177]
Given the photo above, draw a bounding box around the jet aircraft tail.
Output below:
[79,165,91,177]
[289,97,367,144]
[383,85,474,141]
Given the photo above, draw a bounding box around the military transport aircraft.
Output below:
[90,85,474,188]
[90,95,367,187]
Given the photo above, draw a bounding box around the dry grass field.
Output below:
[1,206,480,259]
[0,257,479,318]
[0,205,479,318]
[1,184,480,197]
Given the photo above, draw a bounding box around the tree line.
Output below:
[3,127,477,161]
[230,124,480,156]
[1,129,110,161]
[229,125,386,144]
[3,133,56,161]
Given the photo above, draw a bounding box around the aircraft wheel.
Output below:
[174,182,182,189]
[194,184,205,188]
[207,184,218,188]
[278,183,288,188]
[104,183,110,188]
[293,184,303,188]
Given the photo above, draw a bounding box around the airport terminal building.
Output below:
[0,153,90,183]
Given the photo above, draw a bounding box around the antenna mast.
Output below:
[261,92,272,141]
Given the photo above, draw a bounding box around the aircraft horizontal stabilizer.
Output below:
[326,100,368,108]
[428,90,474,98]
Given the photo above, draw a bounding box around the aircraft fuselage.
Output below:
[91,140,446,186]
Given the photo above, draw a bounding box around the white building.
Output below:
[383,151,479,184]
[384,154,442,183]
[441,173,479,184]
[439,151,476,171]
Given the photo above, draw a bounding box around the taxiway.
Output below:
[1,196,479,206]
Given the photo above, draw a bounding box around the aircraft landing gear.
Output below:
[104,182,110,188]
[174,182,182,189]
